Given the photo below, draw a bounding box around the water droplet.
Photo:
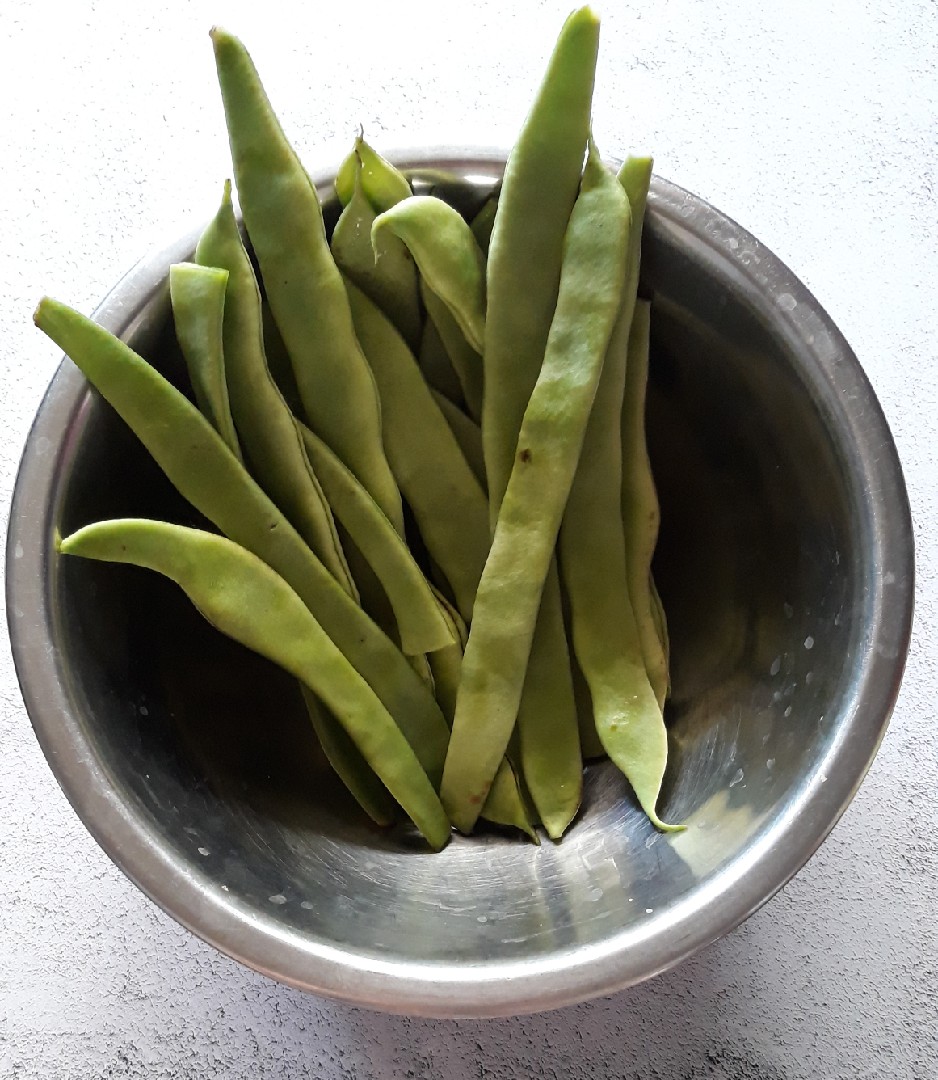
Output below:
[804,635,815,650]
[300,900,314,910]
[766,758,775,771]
[268,894,287,905]
[884,571,895,585]
[645,908,654,914]
[770,657,781,676]
[783,705,792,718]
[729,768,744,788]
[139,705,149,716]
[805,672,814,685]
[777,292,797,311]
[13,543,23,560]
[197,846,209,856]
[476,914,488,923]
[220,884,229,892]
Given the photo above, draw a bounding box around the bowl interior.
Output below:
[17,161,905,1014]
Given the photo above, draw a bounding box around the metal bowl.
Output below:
[6,151,913,1017]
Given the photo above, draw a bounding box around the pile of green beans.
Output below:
[37,6,678,850]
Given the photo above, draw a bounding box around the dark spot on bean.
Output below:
[519,448,532,463]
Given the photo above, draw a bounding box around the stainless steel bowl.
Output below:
[7,151,914,1017]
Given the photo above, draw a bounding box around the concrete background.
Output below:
[1,0,935,1076]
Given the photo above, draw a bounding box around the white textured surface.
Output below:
[1,0,936,1076]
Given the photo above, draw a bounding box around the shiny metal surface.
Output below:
[6,151,914,1018]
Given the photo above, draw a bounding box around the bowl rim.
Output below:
[6,147,915,1018]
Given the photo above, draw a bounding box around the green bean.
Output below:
[622,299,669,709]
[299,422,456,655]
[168,263,242,462]
[372,196,486,354]
[440,141,630,833]
[647,574,669,699]
[470,192,499,255]
[33,299,450,787]
[421,281,483,422]
[331,149,422,351]
[335,135,412,212]
[482,5,599,517]
[344,279,490,623]
[430,390,487,490]
[473,8,599,836]
[650,574,670,674]
[59,519,449,849]
[417,314,465,407]
[194,181,356,596]
[300,686,395,826]
[558,159,676,830]
[210,29,403,535]
[516,566,581,838]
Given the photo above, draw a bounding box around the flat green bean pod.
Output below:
[195,181,356,596]
[168,263,242,462]
[516,565,581,838]
[335,135,412,212]
[344,279,490,623]
[473,8,599,834]
[650,574,670,676]
[482,5,599,517]
[440,141,630,834]
[470,192,499,255]
[622,299,669,709]
[299,423,456,656]
[431,390,487,490]
[210,29,404,535]
[373,196,486,354]
[417,314,465,407]
[558,159,677,831]
[421,281,483,422]
[332,150,422,351]
[300,686,396,826]
[33,299,450,788]
[59,520,449,849]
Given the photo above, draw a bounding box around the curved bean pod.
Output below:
[344,279,490,623]
[622,299,669,709]
[372,196,486,354]
[168,263,242,462]
[300,686,395,826]
[59,520,449,849]
[430,390,487,490]
[417,314,464,408]
[482,5,599,517]
[421,281,483,423]
[195,181,356,596]
[335,135,412,212]
[440,141,629,833]
[210,29,404,534]
[332,151,422,351]
[33,299,450,787]
[470,192,499,255]
[558,158,677,831]
[299,423,456,656]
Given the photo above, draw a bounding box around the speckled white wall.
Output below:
[1,1,935,1077]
